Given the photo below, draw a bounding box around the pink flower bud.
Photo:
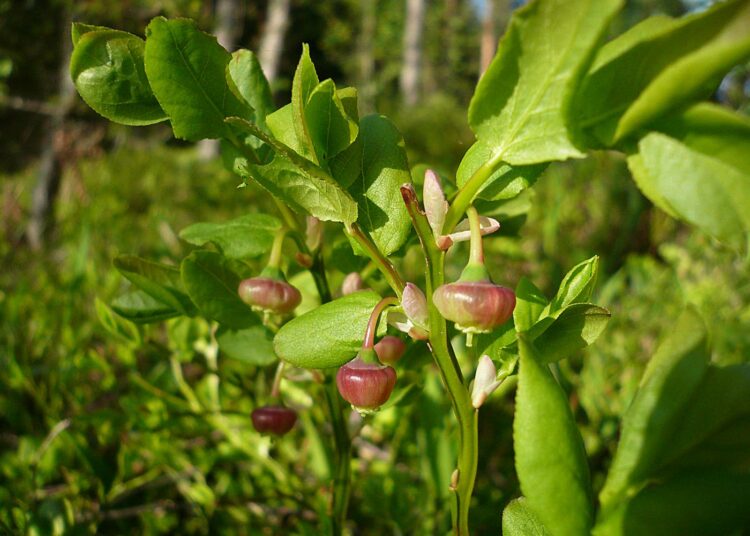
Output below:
[471,355,501,409]
[374,335,407,364]
[424,169,448,237]
[433,281,515,333]
[336,356,397,412]
[238,277,302,314]
[341,272,365,295]
[251,405,298,436]
[306,216,322,251]
[402,283,429,330]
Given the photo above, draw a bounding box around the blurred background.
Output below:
[1,0,750,534]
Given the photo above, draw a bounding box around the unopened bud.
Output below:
[402,283,429,329]
[305,216,323,251]
[295,252,313,268]
[424,169,448,238]
[342,272,365,295]
[450,469,460,490]
[471,355,502,409]
[447,216,500,243]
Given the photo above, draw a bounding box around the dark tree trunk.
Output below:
[27,7,76,251]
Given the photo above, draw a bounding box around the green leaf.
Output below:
[216,326,276,365]
[468,0,622,165]
[144,17,251,140]
[513,277,548,333]
[502,498,551,536]
[111,290,180,323]
[266,104,307,155]
[70,29,167,125]
[533,304,610,363]
[546,256,599,316]
[95,297,141,345]
[628,132,750,248]
[515,336,593,536]
[179,213,281,259]
[349,114,412,256]
[71,22,111,45]
[305,79,359,162]
[652,102,750,175]
[226,49,274,129]
[227,117,358,224]
[456,141,547,201]
[113,255,196,315]
[180,250,259,329]
[594,470,750,536]
[598,309,709,509]
[291,44,320,161]
[273,290,383,369]
[575,0,750,146]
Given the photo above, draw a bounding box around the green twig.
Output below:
[401,184,478,535]
[346,222,405,298]
[443,152,505,234]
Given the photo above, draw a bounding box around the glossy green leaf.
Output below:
[227,117,358,224]
[273,290,383,369]
[468,0,622,165]
[546,256,599,316]
[111,290,180,324]
[144,17,251,140]
[515,336,593,536]
[628,132,750,248]
[456,141,547,200]
[70,29,166,125]
[180,250,259,329]
[226,49,273,129]
[513,277,548,332]
[534,304,610,363]
[179,213,281,259]
[113,255,196,315]
[291,44,320,161]
[653,102,750,175]
[349,114,412,256]
[305,79,358,162]
[71,22,110,45]
[575,0,750,145]
[502,497,551,536]
[598,309,709,509]
[216,326,276,365]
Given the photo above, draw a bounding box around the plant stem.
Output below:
[443,151,505,234]
[401,185,479,534]
[363,297,399,349]
[466,206,484,266]
[324,376,351,536]
[270,361,286,399]
[307,248,351,535]
[346,222,405,299]
[268,228,288,269]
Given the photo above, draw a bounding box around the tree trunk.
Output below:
[358,0,376,113]
[258,0,292,85]
[400,0,426,107]
[479,0,496,76]
[198,0,245,160]
[27,7,76,251]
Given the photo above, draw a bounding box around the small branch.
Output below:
[443,151,505,234]
[363,297,399,349]
[346,222,405,298]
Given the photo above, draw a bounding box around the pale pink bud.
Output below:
[402,283,429,331]
[471,355,502,409]
[305,216,322,251]
[424,169,448,238]
[341,272,366,295]
[446,216,500,243]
